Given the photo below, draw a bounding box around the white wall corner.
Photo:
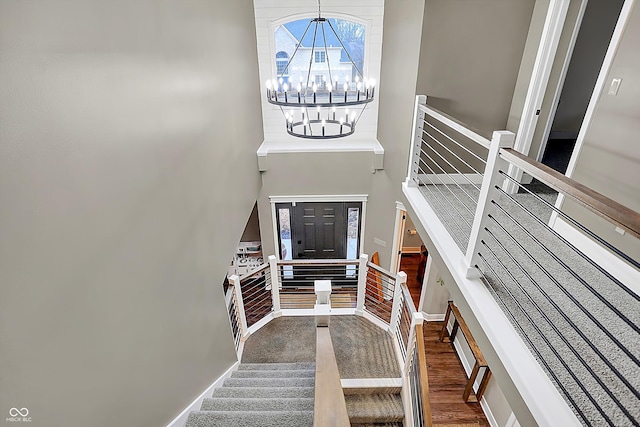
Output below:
[166,361,240,427]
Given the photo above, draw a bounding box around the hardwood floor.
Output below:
[423,321,490,426]
[400,253,423,308]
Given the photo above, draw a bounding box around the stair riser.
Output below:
[201,397,313,412]
[223,377,315,388]
[231,369,315,378]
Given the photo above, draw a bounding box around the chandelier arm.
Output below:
[278,20,314,80]
[305,19,320,95]
[327,19,364,79]
[320,21,334,88]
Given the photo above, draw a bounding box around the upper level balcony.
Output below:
[402,96,640,427]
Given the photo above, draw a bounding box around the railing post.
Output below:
[408,95,427,187]
[355,254,369,315]
[268,255,282,317]
[229,274,249,338]
[464,130,515,278]
[404,311,425,376]
[389,271,407,334]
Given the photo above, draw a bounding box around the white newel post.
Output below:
[408,95,427,187]
[464,130,515,278]
[268,255,282,317]
[229,274,249,338]
[356,254,369,315]
[389,271,408,333]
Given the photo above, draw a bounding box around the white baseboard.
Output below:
[402,246,422,254]
[424,312,446,322]
[480,396,499,427]
[166,361,239,427]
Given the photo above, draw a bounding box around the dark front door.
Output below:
[292,203,346,259]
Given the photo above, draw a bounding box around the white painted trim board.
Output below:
[166,362,239,427]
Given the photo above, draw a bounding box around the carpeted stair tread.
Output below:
[223,377,315,388]
[237,362,315,371]
[201,397,313,412]
[345,393,404,423]
[231,369,315,378]
[186,410,313,427]
[212,386,314,399]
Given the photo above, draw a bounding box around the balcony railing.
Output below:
[405,95,640,426]
[225,254,431,426]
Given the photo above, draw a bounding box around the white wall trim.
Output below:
[535,0,589,161]
[390,203,407,272]
[552,217,640,296]
[423,312,446,322]
[506,411,522,427]
[341,377,403,388]
[416,173,484,186]
[270,194,369,203]
[166,361,239,427]
[247,313,275,336]
[361,309,392,331]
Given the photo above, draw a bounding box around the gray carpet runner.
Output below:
[185,362,315,427]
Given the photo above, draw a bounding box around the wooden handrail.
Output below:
[500,147,640,239]
[314,327,350,427]
[440,301,491,402]
[415,322,434,427]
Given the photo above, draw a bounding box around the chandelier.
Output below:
[265,1,375,139]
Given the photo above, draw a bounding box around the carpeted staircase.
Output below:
[344,384,404,426]
[185,362,315,427]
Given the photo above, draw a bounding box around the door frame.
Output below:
[269,194,368,260]
[505,0,571,193]
[534,0,589,162]
[390,201,407,274]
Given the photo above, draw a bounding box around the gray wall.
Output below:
[240,204,262,242]
[568,1,640,259]
[0,2,263,426]
[417,0,536,138]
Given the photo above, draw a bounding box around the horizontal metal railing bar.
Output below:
[238,263,270,281]
[416,152,478,215]
[419,103,491,149]
[483,224,640,399]
[365,277,396,289]
[366,262,397,280]
[422,119,488,165]
[475,255,602,426]
[277,259,360,266]
[241,286,271,301]
[477,246,631,426]
[489,199,640,360]
[491,193,640,332]
[500,147,640,239]
[500,171,640,272]
[421,129,485,178]
[417,145,481,204]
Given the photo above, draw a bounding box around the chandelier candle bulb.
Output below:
[267,4,375,138]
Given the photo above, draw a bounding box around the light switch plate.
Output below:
[608,78,622,95]
[374,238,386,247]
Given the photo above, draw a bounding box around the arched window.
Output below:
[274,18,365,85]
[276,51,289,75]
